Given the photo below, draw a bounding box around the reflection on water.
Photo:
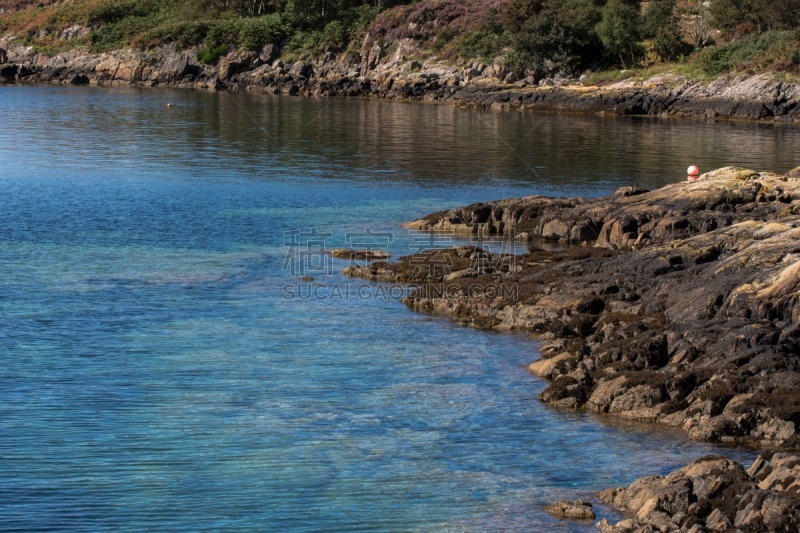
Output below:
[7,85,799,196]
[0,86,793,531]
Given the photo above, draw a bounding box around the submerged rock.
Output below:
[544,500,597,520]
[329,249,390,261]
[543,499,596,520]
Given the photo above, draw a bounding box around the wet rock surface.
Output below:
[329,248,390,261]
[597,452,800,532]
[346,167,800,448]
[544,499,596,520]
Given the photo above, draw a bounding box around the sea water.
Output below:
[2,86,798,531]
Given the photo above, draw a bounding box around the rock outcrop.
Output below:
[329,249,390,261]
[597,452,800,532]
[345,167,800,448]
[405,167,795,247]
[543,499,596,521]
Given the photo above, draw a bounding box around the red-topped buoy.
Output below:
[687,165,700,182]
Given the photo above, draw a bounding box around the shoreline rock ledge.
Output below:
[597,452,800,532]
[343,166,800,528]
[344,167,800,448]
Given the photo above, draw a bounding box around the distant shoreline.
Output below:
[2,44,800,123]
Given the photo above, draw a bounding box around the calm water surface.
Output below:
[1,86,798,531]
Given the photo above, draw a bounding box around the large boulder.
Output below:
[598,453,800,532]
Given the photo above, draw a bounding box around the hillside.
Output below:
[2,0,799,79]
[2,1,800,121]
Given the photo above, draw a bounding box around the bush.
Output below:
[456,27,510,61]
[91,11,169,51]
[694,30,800,74]
[197,44,228,64]
[236,15,288,50]
[87,0,159,26]
[87,0,174,51]
[508,0,601,74]
[139,21,210,48]
[283,5,379,56]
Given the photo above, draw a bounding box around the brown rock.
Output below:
[599,453,800,532]
[329,249,390,261]
[542,499,596,520]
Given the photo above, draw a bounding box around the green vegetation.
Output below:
[596,0,641,67]
[197,44,228,64]
[455,12,511,62]
[506,0,602,73]
[1,0,799,80]
[643,0,686,61]
[0,0,385,58]
[693,29,800,75]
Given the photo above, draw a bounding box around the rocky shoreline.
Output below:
[596,452,799,531]
[343,166,800,529]
[2,38,800,121]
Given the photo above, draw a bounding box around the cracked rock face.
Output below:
[345,167,800,448]
[597,452,800,532]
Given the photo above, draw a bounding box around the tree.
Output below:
[596,0,641,66]
[682,0,712,48]
[711,0,800,36]
[643,0,685,60]
[710,0,762,35]
[509,0,602,74]
[760,0,800,31]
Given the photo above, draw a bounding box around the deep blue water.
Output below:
[2,86,798,531]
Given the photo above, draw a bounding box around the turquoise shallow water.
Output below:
[2,86,798,531]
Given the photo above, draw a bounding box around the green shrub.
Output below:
[456,28,511,61]
[91,13,167,51]
[236,15,288,50]
[87,0,175,51]
[694,30,800,74]
[695,45,734,74]
[139,21,211,48]
[432,25,455,52]
[285,29,322,55]
[508,0,602,73]
[87,0,159,26]
[197,44,229,64]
